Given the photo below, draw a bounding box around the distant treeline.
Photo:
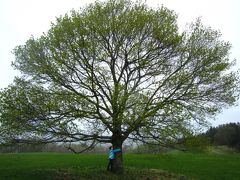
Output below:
[202,122,240,150]
[0,143,108,154]
[1,122,239,153]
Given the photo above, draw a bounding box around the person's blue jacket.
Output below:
[109,148,121,160]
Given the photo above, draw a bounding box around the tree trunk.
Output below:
[111,135,124,174]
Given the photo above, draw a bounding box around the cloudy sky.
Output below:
[0,0,239,126]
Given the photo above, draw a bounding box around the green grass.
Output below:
[126,152,240,180]
[0,152,239,179]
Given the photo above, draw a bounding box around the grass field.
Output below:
[0,151,239,180]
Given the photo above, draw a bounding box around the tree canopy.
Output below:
[0,0,239,173]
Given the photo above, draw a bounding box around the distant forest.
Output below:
[0,122,240,153]
[203,122,240,150]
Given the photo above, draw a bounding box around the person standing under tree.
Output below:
[107,146,121,171]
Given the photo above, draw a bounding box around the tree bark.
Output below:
[110,134,124,174]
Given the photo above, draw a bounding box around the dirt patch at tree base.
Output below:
[33,167,192,180]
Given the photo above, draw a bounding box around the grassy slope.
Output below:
[0,153,105,180]
[0,152,239,179]
[126,152,240,180]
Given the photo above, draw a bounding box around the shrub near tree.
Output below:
[0,0,239,173]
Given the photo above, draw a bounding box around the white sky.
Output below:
[0,0,239,126]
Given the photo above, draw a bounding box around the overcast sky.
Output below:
[0,0,239,126]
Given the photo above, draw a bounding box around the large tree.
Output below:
[0,0,239,173]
